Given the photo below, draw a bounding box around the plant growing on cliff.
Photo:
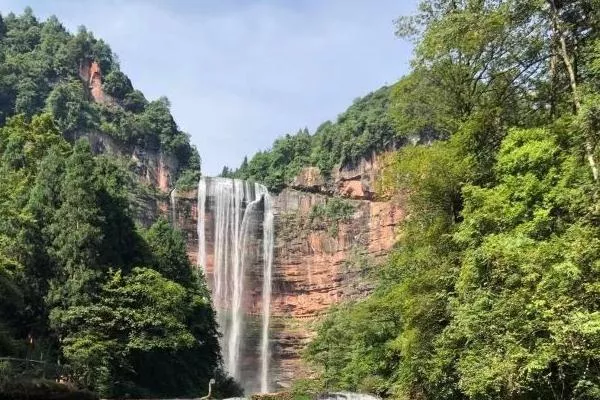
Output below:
[276,211,305,242]
[0,9,200,184]
[309,197,355,237]
[0,19,229,394]
[226,87,400,191]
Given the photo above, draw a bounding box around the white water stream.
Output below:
[196,177,274,393]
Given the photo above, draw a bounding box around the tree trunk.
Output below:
[549,0,598,181]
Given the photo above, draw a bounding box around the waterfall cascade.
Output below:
[196,177,274,393]
[170,188,177,227]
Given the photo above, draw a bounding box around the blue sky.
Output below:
[1,0,418,174]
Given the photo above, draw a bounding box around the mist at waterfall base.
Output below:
[196,177,274,394]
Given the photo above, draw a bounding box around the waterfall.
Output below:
[197,179,206,271]
[196,177,274,393]
[259,186,274,393]
[170,188,177,227]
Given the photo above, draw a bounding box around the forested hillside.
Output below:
[0,9,238,398]
[223,85,404,191]
[0,8,200,186]
[296,1,600,399]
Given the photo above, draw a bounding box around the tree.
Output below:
[444,127,600,398]
[47,139,104,310]
[122,90,147,113]
[45,79,90,134]
[143,219,195,285]
[57,267,206,396]
[102,70,133,99]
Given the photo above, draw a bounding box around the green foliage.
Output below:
[231,87,400,191]
[175,167,201,190]
[0,109,227,397]
[143,218,195,284]
[45,79,91,134]
[290,378,325,400]
[309,197,355,237]
[102,70,133,99]
[0,9,200,182]
[55,267,219,397]
[305,1,600,399]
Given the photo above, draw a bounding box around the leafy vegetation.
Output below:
[0,9,236,399]
[0,111,238,397]
[304,1,600,399]
[309,198,356,237]
[0,8,200,183]
[275,198,355,240]
[224,87,402,191]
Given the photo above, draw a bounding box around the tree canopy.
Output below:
[304,1,600,399]
[0,9,200,186]
[225,87,402,191]
[0,9,236,398]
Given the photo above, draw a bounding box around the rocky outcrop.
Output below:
[291,151,388,200]
[79,60,111,104]
[269,188,403,386]
[335,151,382,200]
[73,131,178,193]
[77,60,176,193]
[169,153,404,390]
[291,167,325,192]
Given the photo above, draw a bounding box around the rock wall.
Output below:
[79,60,111,104]
[77,60,177,193]
[269,152,403,387]
[269,188,403,386]
[291,150,384,200]
[72,130,178,193]
[170,152,404,390]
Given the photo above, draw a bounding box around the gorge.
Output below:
[3,4,600,399]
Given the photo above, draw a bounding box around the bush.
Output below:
[0,379,98,400]
[309,198,355,236]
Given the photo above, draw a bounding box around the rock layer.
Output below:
[170,153,404,389]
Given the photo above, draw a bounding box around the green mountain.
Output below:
[226,1,600,399]
[0,7,200,187]
[0,8,240,398]
[294,1,600,399]
[223,85,404,192]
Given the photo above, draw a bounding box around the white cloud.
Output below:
[0,0,416,174]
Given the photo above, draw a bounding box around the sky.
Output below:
[0,0,418,175]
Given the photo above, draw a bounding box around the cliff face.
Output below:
[76,60,178,194]
[84,130,178,192]
[270,187,402,385]
[170,152,404,389]
[79,60,111,104]
[77,58,404,389]
[269,153,403,386]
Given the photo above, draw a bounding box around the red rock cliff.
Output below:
[76,60,176,194]
[79,60,110,104]
[169,152,404,389]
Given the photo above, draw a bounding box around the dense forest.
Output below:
[222,85,404,192]
[220,0,600,399]
[0,9,239,399]
[0,7,200,187]
[294,0,600,399]
[5,0,600,399]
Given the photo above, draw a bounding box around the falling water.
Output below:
[259,186,274,393]
[197,179,206,271]
[170,188,177,227]
[197,177,274,393]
